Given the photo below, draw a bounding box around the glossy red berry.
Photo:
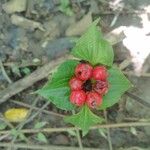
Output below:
[70,90,86,107]
[94,80,109,95]
[86,91,102,109]
[69,77,83,90]
[75,63,93,80]
[92,66,108,81]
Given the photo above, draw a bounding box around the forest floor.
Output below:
[0,0,150,150]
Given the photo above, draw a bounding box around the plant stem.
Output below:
[104,110,113,150]
[72,110,83,150]
[11,100,65,117]
[0,122,149,135]
[0,60,12,83]
[126,92,150,108]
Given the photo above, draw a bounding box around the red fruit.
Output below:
[69,77,83,90]
[70,90,86,107]
[92,66,108,81]
[75,63,93,80]
[94,80,109,95]
[86,91,102,109]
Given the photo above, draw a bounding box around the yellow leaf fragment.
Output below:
[4,108,28,122]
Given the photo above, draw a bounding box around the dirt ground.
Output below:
[0,0,150,150]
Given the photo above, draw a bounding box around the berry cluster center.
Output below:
[69,62,109,109]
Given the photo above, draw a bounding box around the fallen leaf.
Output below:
[11,14,45,31]
[4,108,28,122]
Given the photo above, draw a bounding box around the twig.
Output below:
[119,59,131,70]
[7,100,49,149]
[102,10,150,15]
[0,55,70,104]
[0,114,15,141]
[0,134,10,141]
[125,92,150,108]
[21,101,50,125]
[104,111,113,150]
[0,113,14,129]
[124,117,150,122]
[10,97,40,145]
[104,26,125,45]
[0,122,149,135]
[0,143,101,150]
[0,114,21,142]
[13,100,50,136]
[25,0,34,17]
[3,61,43,68]
[75,130,83,150]
[123,71,150,77]
[0,60,12,84]
[10,101,50,149]
[11,100,65,117]
[98,0,142,16]
[110,13,120,27]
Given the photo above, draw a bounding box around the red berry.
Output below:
[94,80,109,95]
[86,91,102,109]
[69,77,83,90]
[75,63,93,80]
[92,66,108,81]
[70,90,86,107]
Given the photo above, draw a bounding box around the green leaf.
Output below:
[130,127,137,135]
[34,122,47,129]
[37,60,78,110]
[19,133,28,142]
[59,0,74,16]
[100,66,132,109]
[64,105,104,135]
[60,0,70,7]
[11,129,27,141]
[67,130,77,137]
[71,19,114,66]
[37,133,47,143]
[11,129,18,138]
[22,67,31,75]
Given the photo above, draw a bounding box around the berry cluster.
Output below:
[69,63,109,109]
